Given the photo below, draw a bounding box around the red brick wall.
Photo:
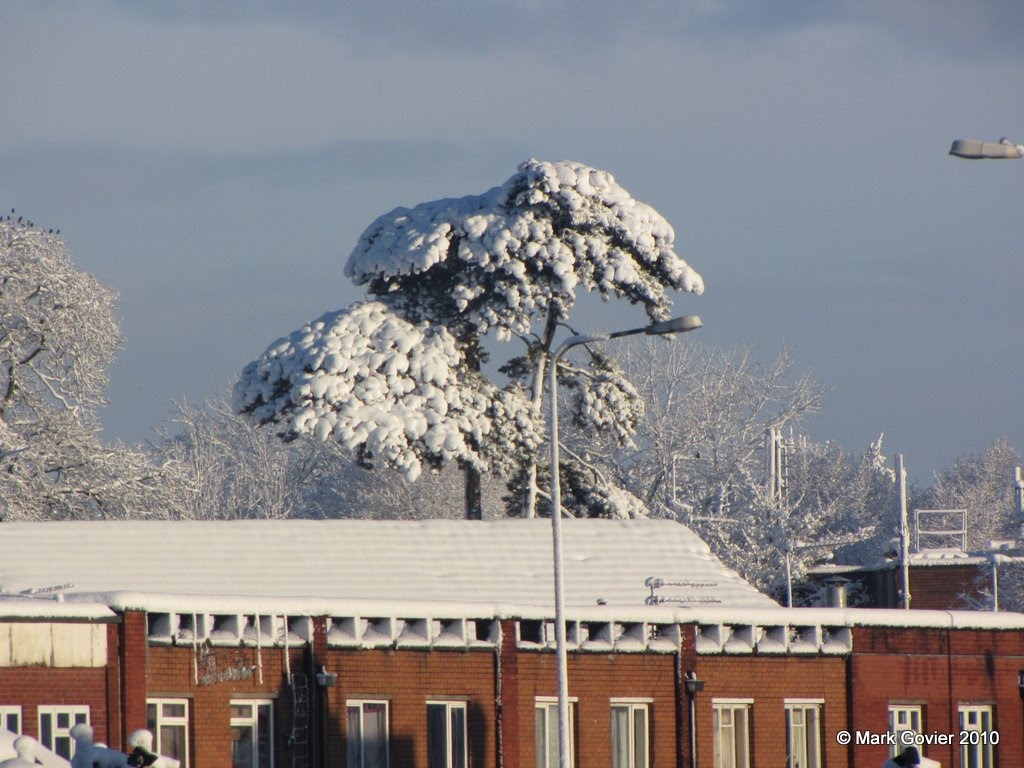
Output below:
[910,565,992,610]
[105,621,122,749]
[850,563,993,610]
[693,654,847,768]
[322,646,497,768]
[512,648,678,768]
[129,618,682,768]
[143,638,301,767]
[498,620,521,768]
[120,611,146,747]
[851,625,1024,767]
[0,632,115,749]
[9,613,1024,768]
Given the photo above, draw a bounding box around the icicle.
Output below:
[191,613,199,686]
[282,614,292,684]
[255,614,264,685]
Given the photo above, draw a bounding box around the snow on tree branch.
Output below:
[233,301,539,482]
[0,217,175,520]
[1,220,120,420]
[346,159,704,340]
[239,160,701,518]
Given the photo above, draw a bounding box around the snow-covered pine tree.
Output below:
[235,160,703,518]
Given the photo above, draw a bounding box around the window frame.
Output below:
[712,699,752,768]
[888,704,923,758]
[230,698,274,768]
[347,699,390,768]
[959,704,995,768]
[0,705,22,735]
[535,697,576,768]
[785,699,823,768]
[147,697,190,768]
[426,700,468,768]
[610,699,651,768]
[37,705,90,760]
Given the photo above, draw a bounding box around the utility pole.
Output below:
[897,454,911,609]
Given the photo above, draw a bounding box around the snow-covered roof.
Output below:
[0,596,115,621]
[809,546,1024,576]
[0,519,775,616]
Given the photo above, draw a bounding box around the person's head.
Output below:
[896,746,921,766]
[69,722,93,743]
[13,735,37,758]
[127,729,155,752]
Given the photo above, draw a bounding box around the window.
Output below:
[611,701,649,768]
[785,701,822,768]
[712,700,751,768]
[147,698,190,768]
[347,700,389,768]
[535,698,575,768]
[230,700,273,768]
[888,705,922,758]
[960,705,995,768]
[0,706,22,735]
[427,702,467,768]
[38,706,89,760]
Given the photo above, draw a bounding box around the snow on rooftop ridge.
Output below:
[912,547,972,560]
[677,605,1024,631]
[0,519,774,614]
[0,596,115,621]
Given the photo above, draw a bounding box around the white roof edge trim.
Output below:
[35,595,1024,634]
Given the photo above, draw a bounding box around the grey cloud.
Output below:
[109,0,1024,57]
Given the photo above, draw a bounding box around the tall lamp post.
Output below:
[949,137,1023,159]
[548,314,702,768]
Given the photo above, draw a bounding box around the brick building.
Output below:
[2,519,1023,768]
[810,552,998,610]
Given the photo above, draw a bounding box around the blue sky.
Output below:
[3,0,1022,482]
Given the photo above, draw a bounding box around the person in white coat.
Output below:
[0,735,40,768]
[126,730,180,768]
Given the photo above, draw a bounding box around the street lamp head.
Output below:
[949,138,1024,160]
[645,315,703,336]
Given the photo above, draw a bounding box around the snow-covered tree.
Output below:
[236,160,703,518]
[0,217,170,519]
[924,439,1024,611]
[234,302,540,496]
[591,338,893,599]
[959,557,1024,613]
[926,438,1022,550]
[154,397,345,520]
[155,394,490,521]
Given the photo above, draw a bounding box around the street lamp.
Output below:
[949,137,1024,159]
[548,314,702,768]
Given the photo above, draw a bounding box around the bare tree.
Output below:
[592,338,892,600]
[927,438,1022,550]
[155,398,339,519]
